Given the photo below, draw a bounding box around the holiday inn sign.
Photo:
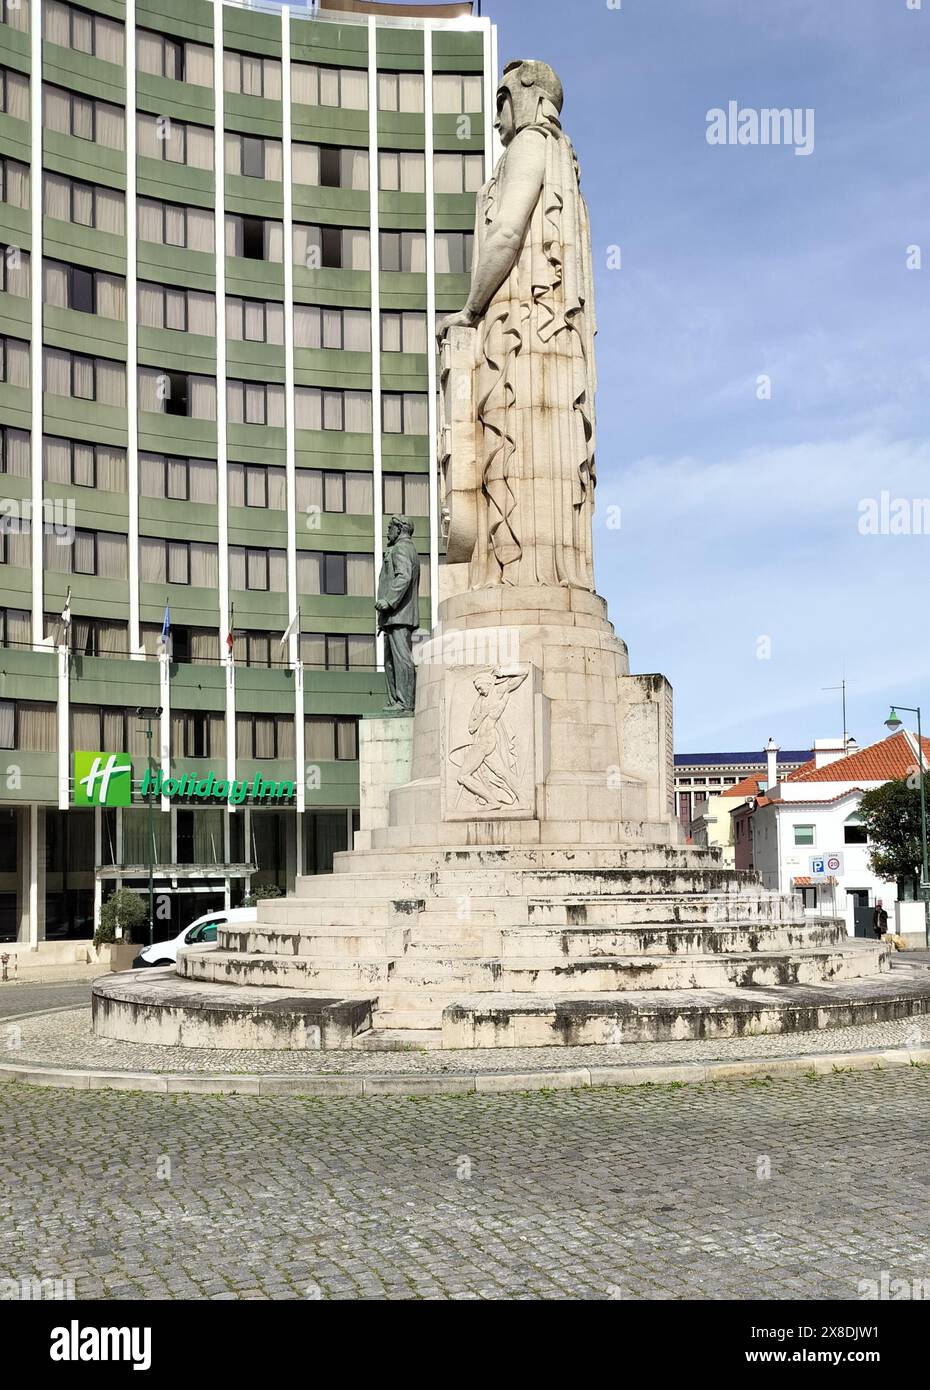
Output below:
[73,752,296,808]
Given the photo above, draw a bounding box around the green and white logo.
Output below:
[73,750,133,807]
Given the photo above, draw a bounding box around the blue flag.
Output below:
[160,605,171,644]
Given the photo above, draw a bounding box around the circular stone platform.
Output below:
[6,982,930,1096]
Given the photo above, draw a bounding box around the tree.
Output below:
[94,888,148,948]
[240,883,284,909]
[856,775,929,895]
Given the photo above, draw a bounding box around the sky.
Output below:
[470,0,930,753]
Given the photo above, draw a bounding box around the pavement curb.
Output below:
[2,1043,930,1098]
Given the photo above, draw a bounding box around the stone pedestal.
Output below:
[354,715,414,851]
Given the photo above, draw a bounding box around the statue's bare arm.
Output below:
[438,129,547,335]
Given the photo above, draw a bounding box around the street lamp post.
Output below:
[885,705,930,949]
[135,706,163,948]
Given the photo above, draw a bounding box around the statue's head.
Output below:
[496,60,563,145]
[473,672,493,695]
[388,515,413,543]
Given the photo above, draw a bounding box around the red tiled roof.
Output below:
[721,774,765,798]
[787,732,930,784]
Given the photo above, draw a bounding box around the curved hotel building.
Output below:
[0,0,496,944]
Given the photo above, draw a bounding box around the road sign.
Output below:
[809,853,844,879]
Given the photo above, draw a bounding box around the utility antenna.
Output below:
[823,678,851,750]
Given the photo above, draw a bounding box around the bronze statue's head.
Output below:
[388,515,413,543]
[496,60,563,144]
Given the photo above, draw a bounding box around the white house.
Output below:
[729,732,929,945]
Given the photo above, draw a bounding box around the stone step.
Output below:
[352,1027,443,1052]
[440,970,930,1048]
[334,844,730,876]
[498,922,847,959]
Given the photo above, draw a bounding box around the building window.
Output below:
[172,710,224,757]
[226,214,284,263]
[296,550,373,598]
[378,150,425,193]
[0,607,30,649]
[228,463,287,510]
[138,367,216,420]
[292,62,367,110]
[44,436,126,491]
[377,71,423,113]
[0,66,29,121]
[43,258,126,320]
[44,1,124,63]
[44,611,127,656]
[71,705,149,755]
[435,230,475,275]
[0,0,30,32]
[294,304,370,352]
[224,51,282,100]
[137,113,212,169]
[793,825,815,846]
[292,143,368,191]
[140,198,213,251]
[141,623,217,662]
[433,152,484,195]
[380,310,427,354]
[305,716,359,762]
[293,224,370,271]
[0,157,29,210]
[0,517,31,566]
[226,296,285,345]
[0,335,29,386]
[136,30,212,85]
[236,713,295,760]
[1,700,56,751]
[378,230,426,273]
[44,173,123,234]
[0,245,29,297]
[226,380,286,427]
[844,818,868,845]
[138,453,216,504]
[43,84,124,150]
[138,281,214,334]
[225,133,282,181]
[139,537,218,587]
[382,472,429,516]
[44,348,125,405]
[228,546,287,593]
[295,469,373,515]
[300,633,375,671]
[0,426,29,477]
[43,527,128,579]
[382,392,429,435]
[432,73,484,115]
[294,387,372,433]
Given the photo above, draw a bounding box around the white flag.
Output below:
[280,612,298,649]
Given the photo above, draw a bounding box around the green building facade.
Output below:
[0,0,495,943]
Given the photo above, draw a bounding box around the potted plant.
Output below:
[95,889,148,972]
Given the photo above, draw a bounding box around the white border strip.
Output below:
[213,0,235,796]
[29,0,42,646]
[126,0,140,655]
[423,24,438,631]
[367,14,383,667]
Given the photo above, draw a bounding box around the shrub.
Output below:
[95,888,148,949]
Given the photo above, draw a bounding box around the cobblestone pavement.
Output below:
[2,1068,930,1300]
[7,1004,930,1076]
[0,980,92,1020]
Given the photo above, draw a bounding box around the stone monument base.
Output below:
[93,585,908,1051]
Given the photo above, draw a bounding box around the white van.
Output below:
[132,907,257,968]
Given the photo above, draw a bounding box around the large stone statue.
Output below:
[375,515,420,714]
[438,58,596,591]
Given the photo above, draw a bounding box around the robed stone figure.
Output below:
[376,516,420,714]
[439,59,597,591]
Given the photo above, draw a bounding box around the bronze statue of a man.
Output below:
[375,515,420,714]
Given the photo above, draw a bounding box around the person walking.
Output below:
[872,899,889,939]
